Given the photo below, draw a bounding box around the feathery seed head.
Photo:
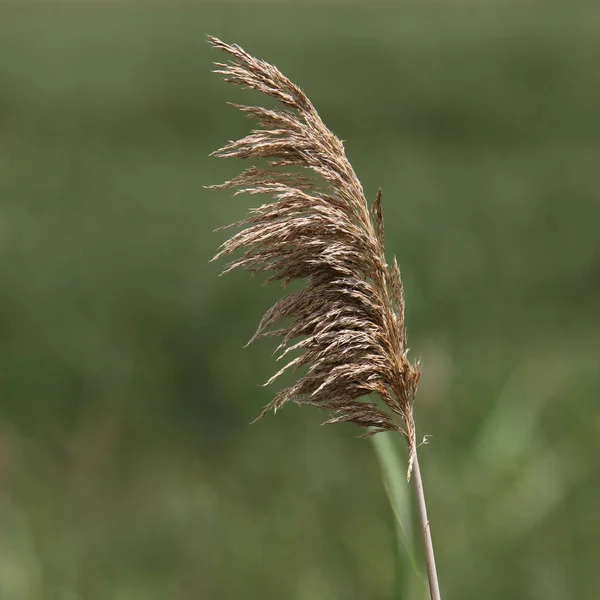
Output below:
[207,36,421,478]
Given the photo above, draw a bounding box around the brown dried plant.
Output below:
[208,35,421,477]
[208,36,441,600]
[209,37,420,473]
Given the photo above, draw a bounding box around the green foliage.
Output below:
[0,3,599,599]
[372,433,426,599]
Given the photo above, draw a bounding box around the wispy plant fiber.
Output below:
[208,36,421,478]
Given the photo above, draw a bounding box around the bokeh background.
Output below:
[1,3,599,599]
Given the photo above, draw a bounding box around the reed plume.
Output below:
[208,35,440,600]
[208,35,421,473]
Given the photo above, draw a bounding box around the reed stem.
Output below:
[412,451,441,600]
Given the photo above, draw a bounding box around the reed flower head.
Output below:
[208,36,421,477]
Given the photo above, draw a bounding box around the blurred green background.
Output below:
[1,3,599,599]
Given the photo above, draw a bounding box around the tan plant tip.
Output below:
[208,36,421,479]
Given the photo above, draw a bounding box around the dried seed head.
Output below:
[208,36,421,478]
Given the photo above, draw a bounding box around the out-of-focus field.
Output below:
[0,4,599,599]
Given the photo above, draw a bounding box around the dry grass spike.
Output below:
[207,36,422,479]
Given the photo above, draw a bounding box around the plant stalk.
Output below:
[412,450,441,600]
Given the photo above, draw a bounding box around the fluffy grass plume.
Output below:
[208,36,421,478]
